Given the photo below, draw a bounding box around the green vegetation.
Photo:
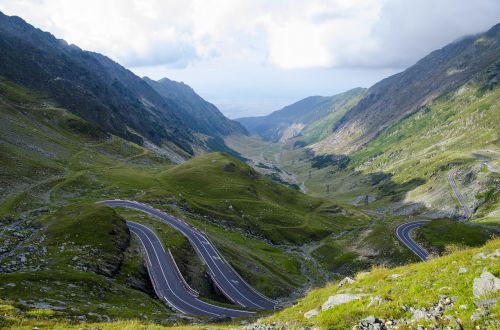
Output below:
[2,239,498,329]
[311,239,361,272]
[42,203,129,275]
[299,89,365,145]
[417,219,494,254]
[270,79,500,225]
[159,152,367,245]
[263,238,500,329]
[0,203,173,322]
[0,78,373,324]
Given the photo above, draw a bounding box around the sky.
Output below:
[0,1,499,118]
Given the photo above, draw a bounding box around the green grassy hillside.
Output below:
[237,88,365,143]
[2,239,498,329]
[261,239,500,329]
[270,71,500,226]
[0,78,374,323]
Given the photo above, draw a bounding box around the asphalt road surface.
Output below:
[448,170,472,219]
[100,199,276,311]
[126,221,255,317]
[395,221,430,261]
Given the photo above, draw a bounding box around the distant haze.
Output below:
[0,0,499,118]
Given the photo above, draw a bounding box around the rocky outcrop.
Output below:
[322,294,368,311]
[473,271,500,297]
[338,276,355,287]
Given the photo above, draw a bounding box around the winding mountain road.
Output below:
[126,221,254,317]
[99,199,276,313]
[395,221,430,261]
[448,170,472,219]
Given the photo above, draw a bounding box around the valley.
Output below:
[0,8,498,330]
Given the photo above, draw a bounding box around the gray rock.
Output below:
[470,312,482,322]
[388,273,402,279]
[338,276,355,287]
[473,271,500,297]
[368,296,385,307]
[357,315,387,330]
[304,308,319,319]
[411,309,427,320]
[321,294,368,311]
[474,298,497,309]
[458,267,468,273]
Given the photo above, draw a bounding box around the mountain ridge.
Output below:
[237,87,366,143]
[312,22,500,154]
[0,11,243,158]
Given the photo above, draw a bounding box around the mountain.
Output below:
[0,11,243,158]
[237,88,365,143]
[231,23,500,223]
[313,23,500,154]
[144,77,246,137]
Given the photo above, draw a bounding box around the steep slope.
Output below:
[313,23,500,154]
[0,11,242,158]
[237,88,365,142]
[262,239,500,329]
[144,77,247,138]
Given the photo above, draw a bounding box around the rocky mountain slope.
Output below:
[312,23,500,155]
[232,23,500,224]
[144,77,246,138]
[270,58,500,222]
[237,88,365,143]
[0,11,244,158]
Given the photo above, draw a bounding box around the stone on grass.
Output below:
[411,309,427,320]
[304,308,319,319]
[338,276,355,287]
[458,267,468,273]
[473,271,500,297]
[368,296,385,307]
[474,298,497,309]
[388,273,402,279]
[321,294,367,311]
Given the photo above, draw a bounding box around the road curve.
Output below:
[395,221,430,261]
[448,170,472,220]
[100,199,276,311]
[482,161,500,174]
[127,221,254,317]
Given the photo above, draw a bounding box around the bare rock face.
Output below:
[473,271,500,297]
[321,294,368,311]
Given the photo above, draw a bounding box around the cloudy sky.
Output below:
[0,1,499,118]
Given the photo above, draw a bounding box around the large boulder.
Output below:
[338,276,355,287]
[321,294,368,311]
[473,271,500,297]
[304,308,320,319]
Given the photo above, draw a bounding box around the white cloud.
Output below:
[1,0,498,70]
